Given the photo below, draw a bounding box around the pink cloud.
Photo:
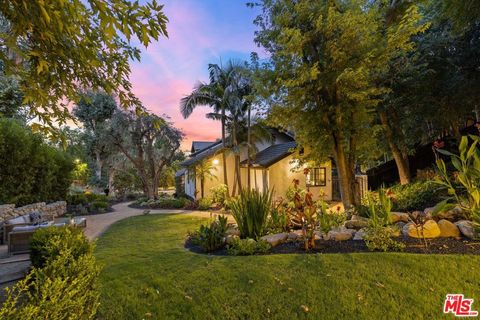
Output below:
[129,0,263,150]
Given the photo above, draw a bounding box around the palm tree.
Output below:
[189,159,217,199]
[180,61,246,197]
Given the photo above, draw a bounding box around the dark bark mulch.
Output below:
[185,237,480,255]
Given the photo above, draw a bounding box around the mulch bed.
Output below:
[185,237,480,255]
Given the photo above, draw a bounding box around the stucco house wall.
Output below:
[267,154,332,201]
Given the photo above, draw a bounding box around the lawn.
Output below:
[95,214,480,319]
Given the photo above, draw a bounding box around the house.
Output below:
[175,129,334,201]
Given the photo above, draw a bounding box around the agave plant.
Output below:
[229,189,273,239]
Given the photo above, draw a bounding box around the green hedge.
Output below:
[30,226,91,269]
[390,181,445,212]
[0,226,100,319]
[0,119,74,205]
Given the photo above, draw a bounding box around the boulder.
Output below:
[455,220,477,239]
[438,219,461,238]
[344,219,368,230]
[436,207,464,221]
[327,227,355,241]
[226,235,239,245]
[351,215,369,222]
[260,233,288,247]
[396,221,406,231]
[403,220,441,238]
[391,212,409,223]
[353,228,366,241]
[225,227,240,237]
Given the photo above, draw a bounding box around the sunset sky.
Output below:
[129,0,263,151]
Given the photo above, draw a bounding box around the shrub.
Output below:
[363,226,405,252]
[66,193,89,205]
[230,189,272,239]
[318,202,346,234]
[136,197,189,209]
[227,238,271,256]
[198,197,213,210]
[0,119,74,205]
[91,200,109,211]
[268,200,290,233]
[390,181,444,212]
[210,184,228,204]
[358,189,393,227]
[30,226,91,269]
[434,135,480,229]
[188,215,228,252]
[1,226,100,319]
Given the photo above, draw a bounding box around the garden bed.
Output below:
[185,237,480,255]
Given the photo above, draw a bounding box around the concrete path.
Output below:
[82,202,231,240]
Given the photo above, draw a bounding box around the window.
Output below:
[307,167,326,187]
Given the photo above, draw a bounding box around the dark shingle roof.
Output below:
[242,141,297,168]
[191,141,216,153]
[181,141,223,167]
[175,168,186,178]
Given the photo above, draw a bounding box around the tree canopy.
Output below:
[0,0,168,130]
[253,0,426,206]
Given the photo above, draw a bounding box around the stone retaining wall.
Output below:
[0,201,66,222]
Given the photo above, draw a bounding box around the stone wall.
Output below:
[0,201,66,223]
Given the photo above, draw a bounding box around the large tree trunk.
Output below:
[332,134,358,208]
[379,111,411,185]
[200,178,205,198]
[95,151,103,181]
[247,106,251,189]
[221,107,229,198]
[108,167,116,197]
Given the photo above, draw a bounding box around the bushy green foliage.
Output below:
[188,216,228,252]
[268,201,290,233]
[227,238,271,256]
[390,181,444,212]
[210,184,228,204]
[92,200,109,211]
[358,189,393,227]
[434,135,480,229]
[1,226,100,319]
[30,226,92,269]
[0,119,74,205]
[318,203,347,234]
[138,197,190,209]
[198,197,213,210]
[363,226,405,252]
[230,189,272,239]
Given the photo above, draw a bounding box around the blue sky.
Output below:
[129,0,264,150]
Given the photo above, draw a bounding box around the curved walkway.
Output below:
[82,202,230,240]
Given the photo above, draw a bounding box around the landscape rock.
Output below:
[260,233,288,247]
[396,221,406,231]
[344,219,368,230]
[353,228,366,241]
[226,235,239,245]
[313,231,322,240]
[391,212,409,223]
[403,220,441,238]
[455,220,477,239]
[327,227,355,241]
[351,215,369,222]
[438,219,461,238]
[436,207,464,221]
[225,227,240,237]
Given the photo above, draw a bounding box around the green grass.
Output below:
[95,214,480,319]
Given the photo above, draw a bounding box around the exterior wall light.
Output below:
[212,159,219,165]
